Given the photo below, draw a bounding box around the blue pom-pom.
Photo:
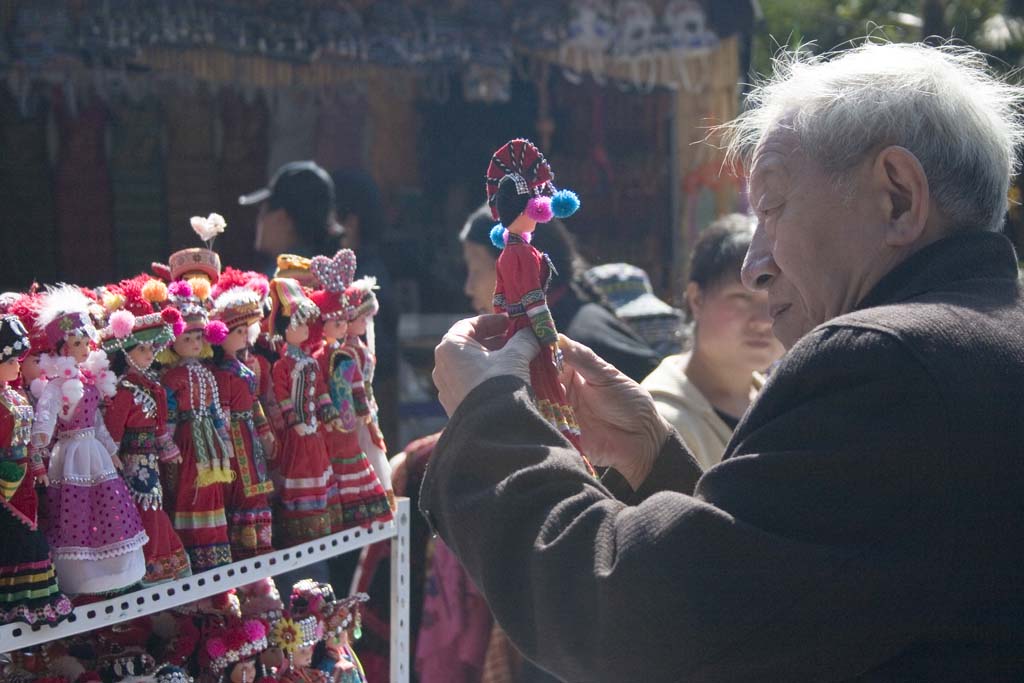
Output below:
[551,190,580,218]
[489,224,507,249]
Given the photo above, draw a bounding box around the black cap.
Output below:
[239,161,343,237]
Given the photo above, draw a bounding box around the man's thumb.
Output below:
[558,334,624,384]
[501,327,540,366]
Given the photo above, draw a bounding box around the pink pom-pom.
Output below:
[206,638,228,658]
[172,320,186,337]
[161,308,183,326]
[526,196,553,223]
[110,310,135,339]
[244,619,266,640]
[247,278,270,298]
[168,280,193,298]
[204,320,229,345]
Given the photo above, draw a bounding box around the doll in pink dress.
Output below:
[486,139,594,474]
[309,250,392,530]
[31,285,149,596]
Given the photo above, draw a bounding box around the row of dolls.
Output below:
[0,240,395,625]
[0,577,370,683]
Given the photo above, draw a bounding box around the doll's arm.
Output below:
[154,388,181,462]
[103,387,130,446]
[348,351,370,419]
[330,354,360,432]
[29,379,60,455]
[504,247,559,346]
[315,365,340,424]
[493,266,507,314]
[94,403,119,458]
[272,359,298,428]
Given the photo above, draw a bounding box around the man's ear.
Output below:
[873,146,930,247]
[685,282,704,321]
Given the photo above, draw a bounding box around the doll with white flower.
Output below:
[31,285,149,596]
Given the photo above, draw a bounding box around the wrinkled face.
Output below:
[173,330,204,359]
[348,315,367,336]
[0,357,20,383]
[62,334,91,363]
[222,325,250,355]
[741,125,886,348]
[20,353,42,383]
[285,322,309,346]
[127,343,155,371]
[689,278,783,372]
[323,318,348,341]
[463,242,498,315]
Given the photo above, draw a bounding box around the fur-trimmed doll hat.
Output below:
[7,290,50,356]
[0,314,31,363]
[166,278,212,335]
[100,276,184,353]
[309,249,357,321]
[35,284,101,350]
[343,276,379,322]
[486,138,580,233]
[203,619,269,676]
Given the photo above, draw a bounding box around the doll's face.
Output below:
[0,357,20,383]
[348,315,367,336]
[260,646,284,671]
[222,325,250,356]
[285,322,309,346]
[323,318,348,341]
[20,354,42,383]
[127,343,155,371]
[292,644,314,668]
[173,330,204,358]
[229,658,257,683]
[62,334,91,363]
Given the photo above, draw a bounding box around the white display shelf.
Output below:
[1,498,411,683]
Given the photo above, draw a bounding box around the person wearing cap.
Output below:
[459,203,661,383]
[241,162,343,274]
[641,214,783,470]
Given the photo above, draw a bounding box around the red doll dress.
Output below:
[0,385,45,523]
[104,369,192,585]
[317,341,391,530]
[272,344,341,545]
[162,360,234,571]
[494,234,594,474]
[215,358,275,557]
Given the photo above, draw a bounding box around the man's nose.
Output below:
[741,228,779,291]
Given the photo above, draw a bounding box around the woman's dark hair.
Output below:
[108,348,127,376]
[687,213,755,292]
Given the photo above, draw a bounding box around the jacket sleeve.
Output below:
[418,326,954,682]
[272,358,297,428]
[103,386,132,446]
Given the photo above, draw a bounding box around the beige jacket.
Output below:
[641,353,764,471]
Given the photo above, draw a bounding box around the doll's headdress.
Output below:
[268,278,320,332]
[203,619,269,676]
[7,290,50,356]
[274,254,318,288]
[168,213,226,282]
[486,138,580,230]
[0,315,31,364]
[100,276,183,353]
[166,279,212,335]
[309,249,357,321]
[269,614,322,654]
[343,276,378,321]
[154,665,194,683]
[238,577,284,625]
[35,284,101,349]
[211,287,264,332]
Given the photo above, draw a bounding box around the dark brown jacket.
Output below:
[420,231,1024,682]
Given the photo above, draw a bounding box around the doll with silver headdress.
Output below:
[309,250,392,530]
[268,278,342,546]
[341,276,395,511]
[268,610,327,683]
[100,276,192,586]
[289,579,369,683]
[210,273,277,559]
[203,618,270,683]
[0,314,72,625]
[160,277,236,572]
[486,138,595,474]
[31,285,149,595]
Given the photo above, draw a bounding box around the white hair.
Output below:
[721,41,1024,232]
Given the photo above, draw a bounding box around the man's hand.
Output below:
[558,335,671,490]
[433,314,538,416]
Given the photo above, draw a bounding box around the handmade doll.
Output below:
[267,278,342,545]
[289,580,368,683]
[268,612,326,683]
[160,278,235,571]
[485,138,594,474]
[309,250,392,530]
[31,285,149,595]
[0,314,72,625]
[342,277,395,510]
[99,277,192,586]
[155,665,195,683]
[204,618,270,683]
[210,278,277,558]
[8,291,51,410]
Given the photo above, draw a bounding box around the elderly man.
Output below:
[421,42,1024,682]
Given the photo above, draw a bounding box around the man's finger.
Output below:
[558,334,629,385]
[446,314,509,342]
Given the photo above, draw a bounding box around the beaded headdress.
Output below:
[269,614,323,653]
[35,284,101,349]
[486,138,580,231]
[309,249,357,321]
[204,619,269,675]
[269,278,320,331]
[100,276,183,353]
[0,315,31,364]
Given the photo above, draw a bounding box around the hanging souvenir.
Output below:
[309,250,392,530]
[100,276,192,586]
[485,139,595,475]
[31,285,149,595]
[0,314,72,625]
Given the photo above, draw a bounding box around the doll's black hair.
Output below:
[495,175,530,227]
